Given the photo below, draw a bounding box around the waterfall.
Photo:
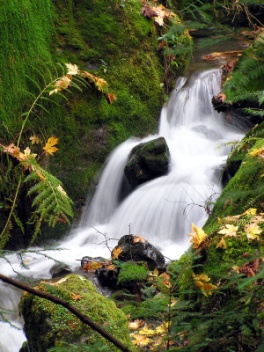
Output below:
[0,68,245,351]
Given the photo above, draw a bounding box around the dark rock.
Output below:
[124,137,170,188]
[112,234,166,271]
[50,264,72,279]
[222,159,242,187]
[96,267,118,289]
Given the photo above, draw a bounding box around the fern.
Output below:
[24,161,73,241]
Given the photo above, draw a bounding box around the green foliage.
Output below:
[0,0,55,135]
[48,342,109,352]
[25,167,73,243]
[224,33,264,100]
[117,262,149,285]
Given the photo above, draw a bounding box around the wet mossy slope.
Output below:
[0,0,191,245]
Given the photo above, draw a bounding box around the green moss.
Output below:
[20,274,134,351]
[0,0,192,247]
[118,262,149,285]
[0,0,55,134]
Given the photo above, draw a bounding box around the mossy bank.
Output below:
[19,274,134,351]
[0,0,191,247]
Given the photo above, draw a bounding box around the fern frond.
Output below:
[24,159,74,241]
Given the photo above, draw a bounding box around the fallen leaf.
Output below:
[242,208,257,216]
[239,259,260,277]
[244,223,262,241]
[139,326,156,337]
[188,223,207,249]
[133,235,147,244]
[129,320,144,330]
[216,236,227,249]
[105,92,117,104]
[141,5,157,19]
[82,261,104,271]
[29,135,40,145]
[193,273,217,296]
[111,246,123,260]
[249,146,264,158]
[72,293,82,301]
[43,136,59,156]
[131,334,150,346]
[218,224,238,237]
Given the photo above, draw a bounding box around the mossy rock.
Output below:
[19,274,134,351]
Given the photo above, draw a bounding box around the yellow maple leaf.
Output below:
[95,78,108,92]
[188,223,207,248]
[244,223,262,241]
[155,323,168,335]
[131,334,150,346]
[43,136,59,156]
[242,208,257,216]
[193,273,217,296]
[218,224,238,237]
[249,147,264,158]
[139,326,156,337]
[216,236,227,249]
[111,246,123,260]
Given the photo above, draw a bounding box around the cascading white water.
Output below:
[0,68,245,351]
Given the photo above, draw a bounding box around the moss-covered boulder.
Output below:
[124,137,170,188]
[19,274,134,351]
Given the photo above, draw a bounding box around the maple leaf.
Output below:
[244,223,262,241]
[141,5,157,19]
[216,92,226,102]
[105,92,117,104]
[95,78,108,92]
[218,224,238,237]
[249,146,264,158]
[152,4,175,26]
[133,235,147,244]
[1,143,21,160]
[131,334,150,346]
[155,323,167,335]
[72,293,82,301]
[29,135,40,145]
[81,70,109,92]
[82,261,104,271]
[43,136,59,156]
[216,236,227,249]
[159,272,172,288]
[129,320,144,331]
[239,259,260,278]
[139,326,156,337]
[242,208,257,216]
[111,246,123,260]
[65,63,79,75]
[188,223,207,249]
[49,75,72,96]
[193,273,217,296]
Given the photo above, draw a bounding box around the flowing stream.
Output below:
[0,68,245,351]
